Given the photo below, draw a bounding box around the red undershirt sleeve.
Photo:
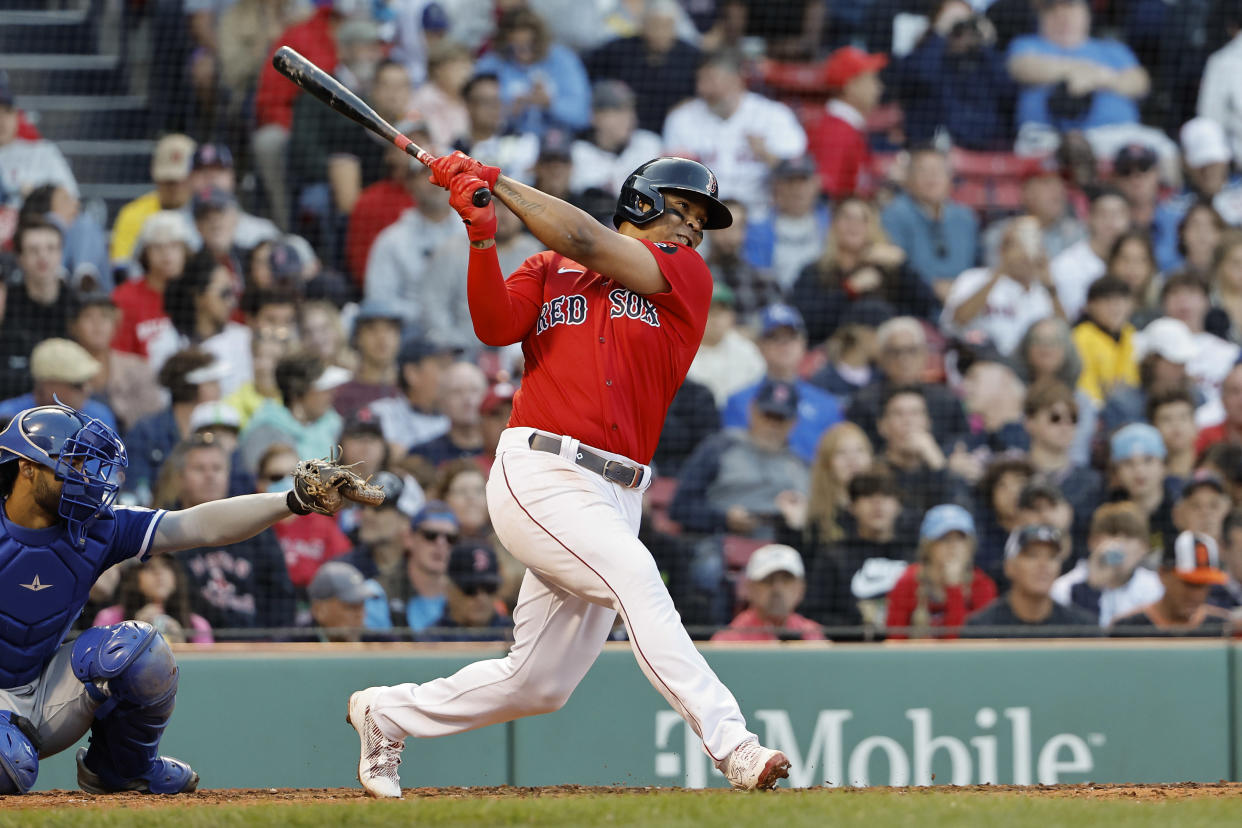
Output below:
[467,245,543,346]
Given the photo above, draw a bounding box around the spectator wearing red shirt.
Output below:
[886,504,998,639]
[111,211,194,358]
[256,443,353,591]
[343,122,426,287]
[806,47,887,200]
[1197,363,1242,455]
[712,544,825,642]
[253,1,349,230]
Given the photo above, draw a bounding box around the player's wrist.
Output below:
[286,489,312,516]
[470,238,496,249]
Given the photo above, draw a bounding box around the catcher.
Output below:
[0,402,381,795]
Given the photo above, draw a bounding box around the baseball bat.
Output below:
[271,45,491,207]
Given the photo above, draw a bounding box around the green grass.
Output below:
[7,789,1242,828]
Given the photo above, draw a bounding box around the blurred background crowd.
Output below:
[4,0,1242,643]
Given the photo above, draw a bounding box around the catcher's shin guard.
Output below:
[71,622,197,793]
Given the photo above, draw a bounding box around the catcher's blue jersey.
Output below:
[0,503,165,688]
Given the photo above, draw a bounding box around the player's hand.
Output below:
[450,174,497,242]
[429,151,500,190]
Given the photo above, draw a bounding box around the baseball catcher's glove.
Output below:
[286,456,387,516]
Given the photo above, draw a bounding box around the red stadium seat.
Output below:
[723,535,767,572]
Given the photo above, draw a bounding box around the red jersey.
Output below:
[885,564,997,640]
[710,609,826,642]
[273,513,352,588]
[255,7,337,129]
[475,240,711,464]
[346,179,415,287]
[111,278,171,358]
[806,111,870,199]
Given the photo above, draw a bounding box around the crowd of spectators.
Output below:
[5,0,1242,642]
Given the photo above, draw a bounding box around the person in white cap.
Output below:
[110,134,196,264]
[1153,117,1242,272]
[112,210,195,360]
[0,338,116,430]
[240,353,349,470]
[1101,317,1209,435]
[710,544,824,642]
[1157,275,1240,410]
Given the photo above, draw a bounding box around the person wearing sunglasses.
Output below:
[423,541,512,643]
[1021,379,1103,560]
[391,500,460,634]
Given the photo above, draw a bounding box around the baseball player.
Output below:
[346,154,792,796]
[0,403,381,795]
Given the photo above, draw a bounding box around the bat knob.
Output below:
[472,188,492,208]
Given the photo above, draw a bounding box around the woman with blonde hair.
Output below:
[777,422,874,555]
[885,504,996,639]
[789,196,938,346]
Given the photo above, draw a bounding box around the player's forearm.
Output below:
[492,176,608,265]
[466,243,531,346]
[150,492,291,554]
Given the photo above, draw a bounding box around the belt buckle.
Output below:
[602,459,640,489]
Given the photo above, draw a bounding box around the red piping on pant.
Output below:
[499,453,722,763]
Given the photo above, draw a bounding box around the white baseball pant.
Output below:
[370,427,756,762]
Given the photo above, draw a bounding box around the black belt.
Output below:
[527,433,644,489]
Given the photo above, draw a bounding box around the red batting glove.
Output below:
[450,174,497,242]
[429,151,500,190]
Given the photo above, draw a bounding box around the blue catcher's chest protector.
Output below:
[0,504,164,688]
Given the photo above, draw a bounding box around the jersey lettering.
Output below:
[608,287,661,328]
[537,294,588,334]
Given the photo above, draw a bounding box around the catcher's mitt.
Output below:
[287,455,387,516]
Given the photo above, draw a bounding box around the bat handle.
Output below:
[472,188,492,208]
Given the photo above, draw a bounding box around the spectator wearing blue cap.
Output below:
[671,378,810,538]
[1109,422,1179,553]
[886,504,998,639]
[389,500,460,632]
[721,304,843,463]
[963,524,1098,637]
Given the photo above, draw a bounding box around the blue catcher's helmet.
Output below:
[613,157,733,231]
[0,404,127,545]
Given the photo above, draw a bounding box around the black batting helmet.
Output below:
[613,157,732,231]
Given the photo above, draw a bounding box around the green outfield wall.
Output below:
[31,642,1238,791]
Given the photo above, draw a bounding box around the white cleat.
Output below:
[715,738,791,791]
[346,687,405,798]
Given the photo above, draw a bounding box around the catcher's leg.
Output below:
[0,712,39,794]
[370,569,616,739]
[70,622,198,794]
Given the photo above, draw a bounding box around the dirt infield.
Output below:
[6,782,1242,810]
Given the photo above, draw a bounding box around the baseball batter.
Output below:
[0,404,382,795]
[346,153,792,796]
